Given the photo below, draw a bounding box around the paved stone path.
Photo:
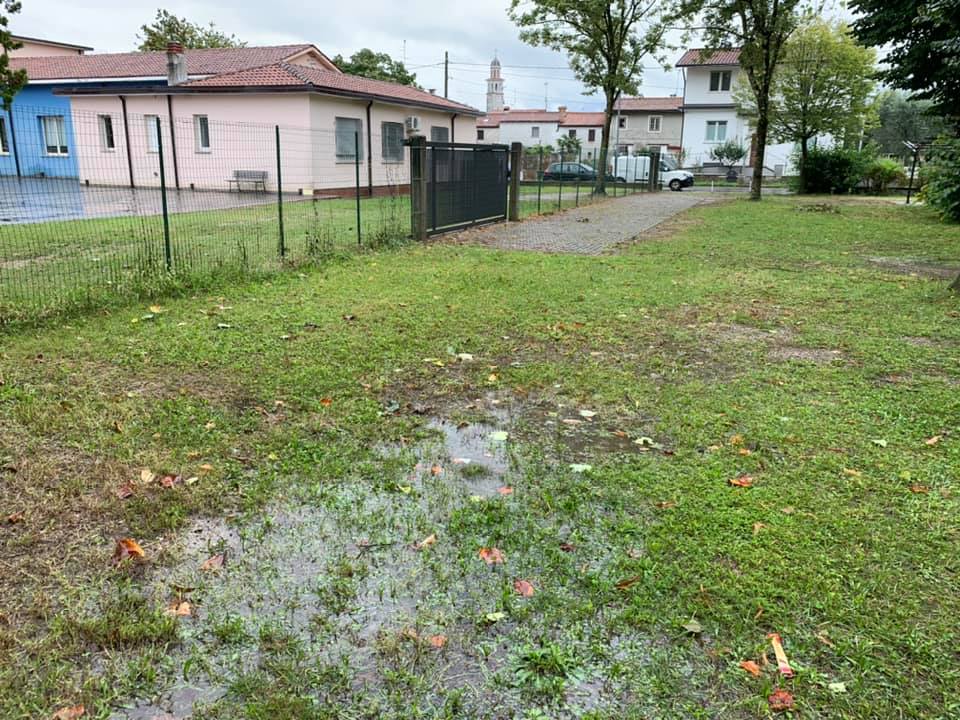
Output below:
[455,191,706,255]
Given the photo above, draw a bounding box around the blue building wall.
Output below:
[2,85,79,178]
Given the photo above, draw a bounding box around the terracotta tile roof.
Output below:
[179,62,480,114]
[13,45,318,80]
[476,110,562,128]
[676,49,742,67]
[613,96,683,112]
[558,111,605,127]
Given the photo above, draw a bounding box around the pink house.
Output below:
[10,34,92,57]
[34,44,479,194]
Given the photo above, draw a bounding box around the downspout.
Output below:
[450,113,457,143]
[120,95,135,188]
[365,101,373,196]
[166,94,180,189]
[7,100,21,178]
[679,69,687,167]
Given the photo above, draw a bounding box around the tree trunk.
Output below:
[750,103,769,201]
[799,137,809,194]
[594,91,616,196]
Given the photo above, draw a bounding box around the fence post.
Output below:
[155,117,172,272]
[275,125,286,259]
[537,145,543,215]
[649,149,661,192]
[557,149,563,211]
[575,147,581,207]
[409,135,428,241]
[354,132,362,245]
[508,142,522,221]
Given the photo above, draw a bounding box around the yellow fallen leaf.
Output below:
[139,468,155,485]
[414,533,437,550]
[925,435,942,446]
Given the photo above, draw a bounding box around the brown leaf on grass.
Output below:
[429,634,447,648]
[753,522,766,535]
[51,706,85,720]
[430,464,443,476]
[497,486,514,496]
[615,576,642,591]
[612,430,629,439]
[198,463,214,473]
[925,435,942,446]
[414,533,437,550]
[655,501,677,509]
[738,448,752,456]
[165,600,192,617]
[112,420,124,434]
[909,484,930,494]
[559,542,575,552]
[113,538,145,565]
[729,434,745,446]
[478,547,505,565]
[728,475,754,488]
[768,689,795,712]
[843,468,862,477]
[115,483,135,499]
[514,579,535,597]
[816,631,835,648]
[200,553,225,572]
[320,397,333,407]
[159,474,181,489]
[739,660,761,677]
[6,511,24,524]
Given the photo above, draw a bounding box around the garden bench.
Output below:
[227,170,268,193]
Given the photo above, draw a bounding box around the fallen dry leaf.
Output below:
[909,484,930,494]
[430,464,443,476]
[139,468,155,485]
[768,689,795,712]
[478,547,505,565]
[51,706,85,720]
[739,660,761,677]
[925,435,942,446]
[559,542,575,552]
[497,486,514,496]
[655,501,677,509]
[729,475,754,488]
[843,468,862,477]
[729,434,745,446]
[414,533,437,550]
[115,483,135,499]
[753,522,766,535]
[200,553,225,572]
[738,448,752,456]
[199,463,214,473]
[514,579,535,597]
[165,600,192,617]
[320,397,333,407]
[159,474,181,489]
[6,511,24,524]
[615,575,642,591]
[113,538,145,565]
[429,634,447,648]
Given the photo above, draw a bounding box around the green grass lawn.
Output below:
[1,197,959,719]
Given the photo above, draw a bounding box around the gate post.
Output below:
[409,135,428,241]
[508,142,522,221]
[649,148,661,192]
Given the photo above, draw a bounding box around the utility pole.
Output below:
[444,51,449,98]
[544,82,549,110]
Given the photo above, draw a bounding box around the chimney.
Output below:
[558,105,567,116]
[166,42,187,86]
[428,88,436,95]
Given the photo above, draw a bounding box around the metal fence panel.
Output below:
[425,141,509,235]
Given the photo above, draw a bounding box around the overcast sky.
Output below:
[13,0,691,111]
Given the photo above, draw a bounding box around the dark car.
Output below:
[542,162,597,181]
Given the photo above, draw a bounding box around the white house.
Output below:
[677,49,796,176]
[476,107,605,161]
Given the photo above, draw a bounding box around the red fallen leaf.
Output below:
[559,542,575,552]
[729,475,754,488]
[615,575,643,591]
[51,706,85,720]
[115,483,135,499]
[910,484,930,494]
[112,538,145,565]
[478,547,505,565]
[165,600,192,617]
[497,486,514,496]
[739,660,761,677]
[430,464,443,476]
[768,689,794,712]
[320,397,333,407]
[159,474,181,489]
[514,579,535,597]
[200,553,225,572]
[429,634,447,648]
[6,511,24,524]
[655,501,677,509]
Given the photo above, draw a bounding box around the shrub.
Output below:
[795,146,873,194]
[864,158,906,193]
[922,137,960,222]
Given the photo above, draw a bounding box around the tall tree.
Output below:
[868,91,951,160]
[736,19,876,192]
[137,9,246,51]
[683,0,802,199]
[509,0,673,195]
[0,0,26,109]
[331,49,419,86]
[851,0,960,121]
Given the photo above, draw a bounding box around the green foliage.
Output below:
[137,8,245,50]
[851,0,960,119]
[331,49,418,87]
[922,137,960,222]
[864,157,905,193]
[708,139,748,168]
[0,1,26,109]
[794,145,873,194]
[556,134,582,156]
[509,0,675,194]
[869,91,951,161]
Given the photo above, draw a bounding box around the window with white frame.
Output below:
[381,121,404,163]
[648,115,662,133]
[531,126,540,139]
[705,120,728,142]
[41,115,68,155]
[98,115,115,151]
[709,71,732,92]
[0,117,8,154]
[194,115,211,152]
[618,116,627,129]
[430,126,449,142]
[144,115,160,153]
[335,117,363,161]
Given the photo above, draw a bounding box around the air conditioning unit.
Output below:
[405,116,421,134]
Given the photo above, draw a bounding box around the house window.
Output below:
[709,71,732,92]
[588,129,596,142]
[618,116,627,129]
[194,115,211,152]
[335,117,363,161]
[145,115,160,153]
[381,121,404,163]
[0,117,8,154]
[430,126,449,142]
[477,128,485,140]
[706,120,728,142]
[567,129,577,139]
[98,115,115,151]
[41,115,68,155]
[531,126,540,139]
[648,115,662,133]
